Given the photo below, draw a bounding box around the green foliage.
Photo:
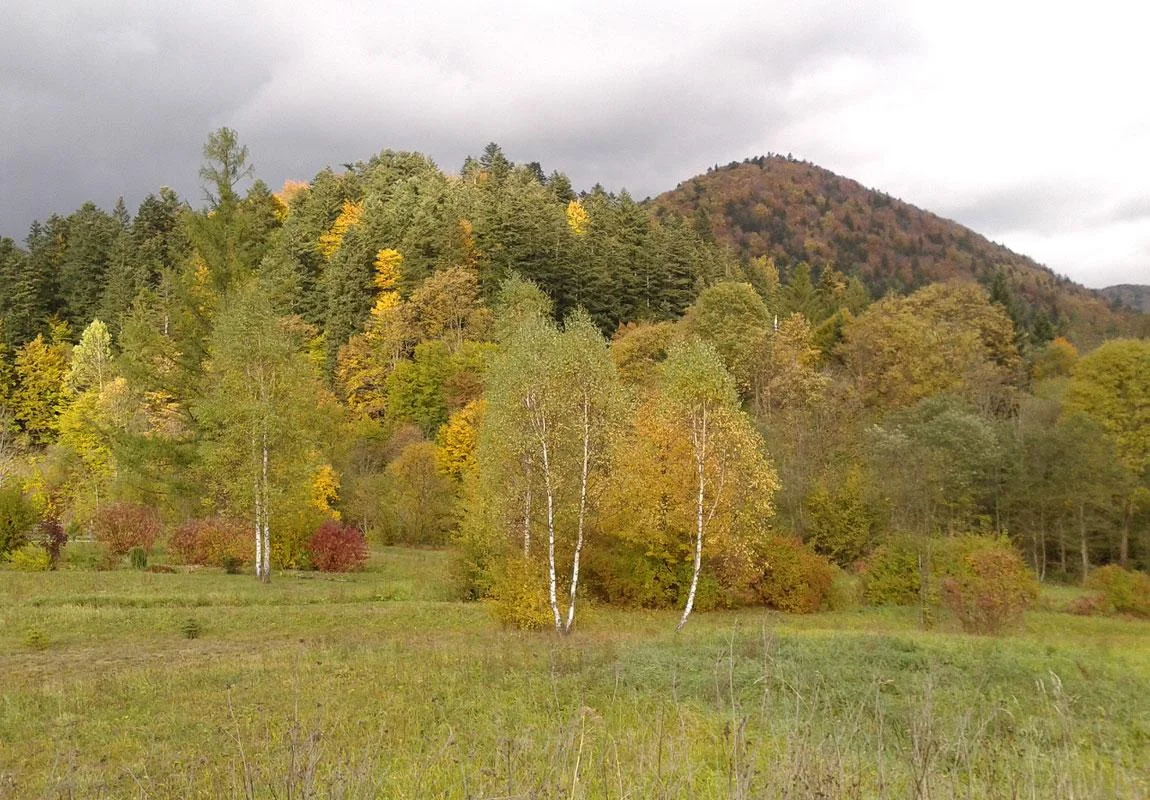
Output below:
[860,537,923,606]
[24,628,49,651]
[0,484,38,556]
[1084,565,1150,617]
[680,282,768,395]
[752,536,835,613]
[486,555,553,631]
[5,542,51,571]
[803,466,878,567]
[380,441,456,546]
[180,618,202,640]
[128,546,148,570]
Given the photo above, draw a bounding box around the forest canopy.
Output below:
[1,131,1146,630]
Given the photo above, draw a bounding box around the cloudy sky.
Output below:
[2,0,1147,287]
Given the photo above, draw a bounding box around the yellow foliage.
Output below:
[373,249,403,291]
[566,200,589,236]
[318,200,364,260]
[457,219,479,269]
[310,463,341,520]
[436,399,486,479]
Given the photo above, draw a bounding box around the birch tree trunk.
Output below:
[564,394,591,634]
[678,405,707,632]
[261,429,271,583]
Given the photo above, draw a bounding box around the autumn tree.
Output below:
[658,339,777,630]
[195,284,339,581]
[1064,339,1150,566]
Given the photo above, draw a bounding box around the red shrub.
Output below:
[308,521,368,572]
[92,502,161,556]
[169,517,253,568]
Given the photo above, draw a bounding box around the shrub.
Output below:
[307,521,368,572]
[753,536,836,613]
[5,543,51,571]
[180,618,202,639]
[0,484,37,556]
[92,502,161,556]
[128,546,148,570]
[860,537,923,606]
[170,517,253,568]
[1066,592,1109,616]
[1084,565,1150,618]
[487,555,554,631]
[938,538,1038,634]
[36,518,67,568]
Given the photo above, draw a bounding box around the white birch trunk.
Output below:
[540,432,562,634]
[564,394,591,634]
[678,405,707,632]
[254,429,263,580]
[522,456,533,557]
[261,430,271,583]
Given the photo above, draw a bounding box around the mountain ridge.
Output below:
[651,155,1146,346]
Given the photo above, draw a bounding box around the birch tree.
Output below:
[661,339,777,631]
[196,283,333,582]
[480,303,625,634]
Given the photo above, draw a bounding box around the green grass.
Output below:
[2,548,1147,799]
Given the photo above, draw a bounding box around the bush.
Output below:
[92,502,161,556]
[753,536,836,613]
[487,555,554,631]
[307,521,368,572]
[169,517,253,568]
[36,518,67,568]
[0,485,37,556]
[1084,565,1150,618]
[860,537,923,606]
[5,543,51,571]
[939,539,1038,634]
[128,546,148,570]
[1066,592,1109,616]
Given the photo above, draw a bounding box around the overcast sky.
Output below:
[2,0,1147,288]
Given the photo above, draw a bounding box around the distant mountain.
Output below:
[652,156,1146,347]
[1099,284,1150,314]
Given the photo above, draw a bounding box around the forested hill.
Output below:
[652,156,1146,347]
[1100,284,1150,314]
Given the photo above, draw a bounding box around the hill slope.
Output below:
[652,156,1145,346]
[1099,284,1150,314]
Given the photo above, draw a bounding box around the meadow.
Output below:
[2,547,1147,799]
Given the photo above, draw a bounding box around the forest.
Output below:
[0,129,1148,634]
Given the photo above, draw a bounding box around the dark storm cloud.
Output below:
[1,0,911,240]
[2,1,1142,287]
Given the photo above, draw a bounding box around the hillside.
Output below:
[1100,284,1150,314]
[653,156,1146,346]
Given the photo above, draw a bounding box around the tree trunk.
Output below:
[564,394,591,634]
[540,430,561,634]
[1079,503,1089,583]
[254,430,262,581]
[678,406,707,632]
[261,432,271,584]
[522,457,532,557]
[1120,498,1131,568]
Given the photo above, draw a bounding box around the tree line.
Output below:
[1,129,1146,630]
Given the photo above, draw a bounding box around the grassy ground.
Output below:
[2,548,1147,799]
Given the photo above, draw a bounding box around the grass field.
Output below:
[2,547,1148,799]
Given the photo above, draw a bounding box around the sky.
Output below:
[1,0,1147,288]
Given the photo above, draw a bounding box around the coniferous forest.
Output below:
[3,130,1149,797]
